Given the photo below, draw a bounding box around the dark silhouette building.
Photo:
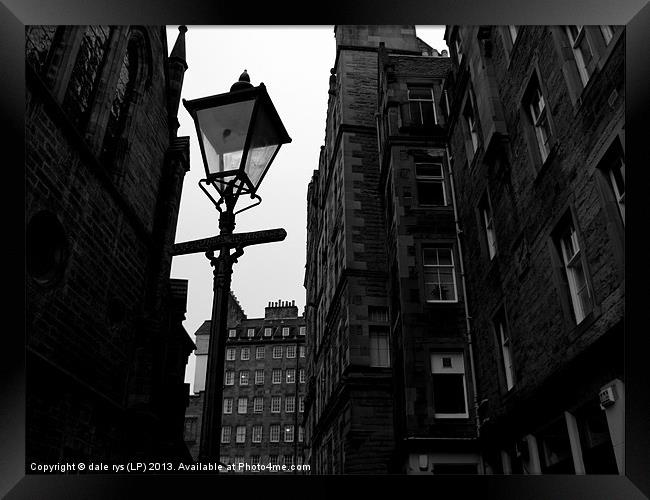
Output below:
[304,24,625,475]
[185,298,307,471]
[444,24,624,474]
[25,25,194,464]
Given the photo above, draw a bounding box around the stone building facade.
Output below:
[186,299,307,470]
[444,25,625,474]
[25,25,194,464]
[305,24,624,475]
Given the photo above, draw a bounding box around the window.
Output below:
[63,26,112,127]
[415,162,446,206]
[221,426,231,444]
[285,396,295,413]
[369,326,391,367]
[566,26,595,86]
[223,397,233,414]
[255,369,265,385]
[463,89,479,155]
[234,455,244,464]
[285,425,295,442]
[256,346,265,359]
[299,346,305,358]
[226,348,236,361]
[508,25,518,43]
[253,397,264,413]
[269,455,279,465]
[494,311,515,391]
[538,417,574,473]
[299,326,306,336]
[575,401,619,473]
[229,329,237,338]
[235,426,246,444]
[240,347,250,361]
[250,455,261,464]
[271,397,281,413]
[480,195,497,260]
[225,371,234,385]
[407,86,437,126]
[423,247,458,302]
[273,346,283,359]
[299,426,305,442]
[270,425,280,442]
[252,425,263,443]
[264,327,272,337]
[272,369,282,384]
[287,345,296,358]
[299,395,305,413]
[247,328,255,338]
[237,398,248,414]
[431,353,469,418]
[286,369,296,384]
[599,25,615,45]
[219,456,229,465]
[101,33,143,167]
[525,76,553,163]
[239,371,249,386]
[285,455,294,467]
[299,369,306,384]
[600,140,625,224]
[557,218,592,323]
[282,327,290,337]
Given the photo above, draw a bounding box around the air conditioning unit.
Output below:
[599,385,617,409]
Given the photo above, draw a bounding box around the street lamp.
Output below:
[183,71,291,464]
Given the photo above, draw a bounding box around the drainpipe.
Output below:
[444,92,481,441]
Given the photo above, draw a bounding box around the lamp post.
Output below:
[183,71,291,464]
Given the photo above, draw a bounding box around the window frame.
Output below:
[223,397,233,414]
[226,348,236,361]
[407,85,437,127]
[369,326,391,368]
[273,345,283,359]
[247,328,256,338]
[264,327,273,337]
[240,347,250,361]
[235,425,246,444]
[272,369,282,384]
[228,329,237,338]
[556,218,593,324]
[237,397,248,414]
[287,345,296,359]
[239,370,249,386]
[422,245,459,303]
[415,161,447,207]
[521,68,557,172]
[256,346,265,359]
[253,396,264,413]
[224,370,234,386]
[252,425,263,443]
[221,426,231,444]
[255,369,265,385]
[286,369,296,384]
[430,352,470,419]
[493,309,515,392]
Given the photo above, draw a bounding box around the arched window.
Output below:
[101,38,139,166]
[25,26,58,74]
[62,26,112,128]
[100,29,151,169]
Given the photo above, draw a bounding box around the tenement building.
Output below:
[185,298,307,470]
[304,24,624,475]
[444,25,624,474]
[26,26,195,464]
[304,25,479,474]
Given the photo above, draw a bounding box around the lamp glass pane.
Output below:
[244,101,286,188]
[196,99,255,177]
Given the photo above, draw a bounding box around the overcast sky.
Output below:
[166,26,448,391]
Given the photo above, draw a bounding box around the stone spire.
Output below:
[167,25,188,137]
